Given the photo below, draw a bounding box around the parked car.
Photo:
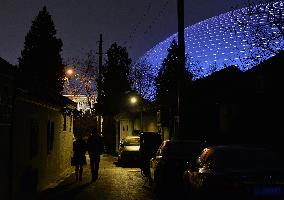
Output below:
[183,144,284,200]
[149,139,206,197]
[117,136,140,164]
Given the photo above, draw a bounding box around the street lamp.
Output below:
[66,68,74,77]
[130,96,138,104]
[63,67,77,96]
[129,95,143,132]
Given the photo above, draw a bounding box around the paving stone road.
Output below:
[37,154,155,200]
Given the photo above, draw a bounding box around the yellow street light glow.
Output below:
[130,96,138,104]
[66,68,74,76]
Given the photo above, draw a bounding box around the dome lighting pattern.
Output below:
[133,1,284,100]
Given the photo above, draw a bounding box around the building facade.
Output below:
[0,57,76,200]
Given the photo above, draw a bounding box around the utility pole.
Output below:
[177,0,185,67]
[98,34,103,100]
[97,34,103,134]
[140,97,143,132]
[176,0,185,139]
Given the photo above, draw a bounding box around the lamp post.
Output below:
[130,96,143,132]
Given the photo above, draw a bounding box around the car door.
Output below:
[150,142,165,181]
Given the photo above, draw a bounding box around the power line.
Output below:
[123,0,152,46]
[124,0,170,50]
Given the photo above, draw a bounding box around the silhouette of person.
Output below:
[87,127,104,182]
[72,134,87,181]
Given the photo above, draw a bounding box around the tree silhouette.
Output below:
[95,42,132,154]
[18,6,64,96]
[155,40,192,138]
[155,40,191,110]
[130,58,156,101]
[98,42,132,116]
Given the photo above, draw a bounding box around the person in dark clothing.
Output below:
[87,128,104,182]
[72,134,87,181]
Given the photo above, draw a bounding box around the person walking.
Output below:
[72,134,87,181]
[87,127,104,182]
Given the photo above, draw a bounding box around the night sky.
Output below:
[0,0,250,65]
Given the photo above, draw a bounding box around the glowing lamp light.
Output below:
[66,68,74,76]
[130,96,138,104]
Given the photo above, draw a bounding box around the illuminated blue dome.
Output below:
[132,1,284,100]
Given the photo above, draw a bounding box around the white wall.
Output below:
[11,96,74,199]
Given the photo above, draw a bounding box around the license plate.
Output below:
[254,186,282,196]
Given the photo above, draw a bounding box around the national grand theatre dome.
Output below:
[132,1,284,100]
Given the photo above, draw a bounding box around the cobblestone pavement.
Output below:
[37,154,156,200]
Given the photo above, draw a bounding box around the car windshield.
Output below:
[215,148,283,170]
[124,137,140,146]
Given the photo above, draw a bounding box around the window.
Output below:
[47,120,55,154]
[69,115,72,132]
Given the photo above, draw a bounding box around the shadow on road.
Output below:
[36,181,92,200]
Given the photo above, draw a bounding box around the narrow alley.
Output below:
[36,154,155,200]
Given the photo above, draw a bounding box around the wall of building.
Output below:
[142,114,158,133]
[63,94,95,113]
[0,58,15,200]
[11,95,74,199]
